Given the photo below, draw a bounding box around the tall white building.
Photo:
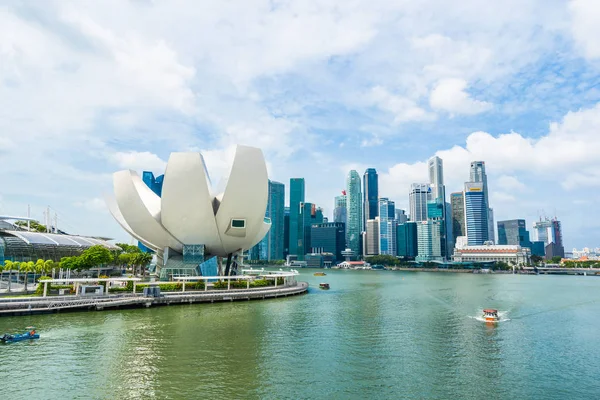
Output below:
[428,156,445,202]
[409,183,430,222]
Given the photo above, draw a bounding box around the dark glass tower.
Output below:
[289,178,305,259]
[363,168,379,230]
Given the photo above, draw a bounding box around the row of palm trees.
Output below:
[0,259,55,292]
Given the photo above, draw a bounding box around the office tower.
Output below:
[346,170,362,256]
[428,156,445,201]
[366,218,380,255]
[396,222,418,258]
[299,202,323,260]
[497,219,531,247]
[409,183,430,222]
[378,198,397,255]
[451,192,466,239]
[464,182,489,245]
[396,209,408,224]
[263,180,285,260]
[488,208,495,243]
[142,171,164,197]
[469,161,492,242]
[363,168,379,229]
[289,178,305,259]
[427,198,447,257]
[283,207,290,258]
[334,194,347,223]
[416,221,443,262]
[311,222,346,261]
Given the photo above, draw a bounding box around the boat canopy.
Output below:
[483,309,498,313]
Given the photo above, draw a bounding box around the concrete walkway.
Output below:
[0,282,309,316]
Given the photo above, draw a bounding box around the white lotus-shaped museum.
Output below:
[106,145,271,270]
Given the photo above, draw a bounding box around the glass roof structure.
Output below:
[0,230,119,263]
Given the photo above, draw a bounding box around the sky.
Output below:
[1,0,599,250]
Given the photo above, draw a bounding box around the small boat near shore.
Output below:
[482,309,499,322]
[1,327,39,343]
[319,283,330,290]
[314,272,327,276]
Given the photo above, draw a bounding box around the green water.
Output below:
[1,270,599,399]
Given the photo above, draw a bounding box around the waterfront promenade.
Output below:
[0,281,308,316]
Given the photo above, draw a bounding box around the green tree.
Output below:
[44,259,55,277]
[131,253,153,277]
[23,261,35,292]
[550,256,562,264]
[531,255,543,265]
[116,243,142,254]
[4,260,13,292]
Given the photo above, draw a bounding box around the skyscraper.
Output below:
[464,182,489,245]
[427,155,450,259]
[469,161,493,242]
[451,192,466,239]
[416,221,443,262]
[378,198,397,255]
[283,207,290,258]
[396,222,418,259]
[497,219,531,247]
[428,156,445,201]
[265,180,285,260]
[334,194,347,223]
[311,222,346,261]
[409,183,430,222]
[366,218,380,256]
[363,168,379,229]
[346,170,362,256]
[289,178,305,259]
[299,202,323,260]
[396,209,408,224]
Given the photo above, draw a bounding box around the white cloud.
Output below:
[368,86,433,124]
[430,79,492,115]
[109,151,167,174]
[379,102,600,221]
[569,0,600,59]
[496,175,527,191]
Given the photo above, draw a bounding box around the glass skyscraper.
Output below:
[289,178,305,259]
[260,181,285,260]
[363,168,379,229]
[497,219,531,247]
[346,170,362,257]
[469,161,494,242]
[464,182,489,245]
[416,221,443,262]
[378,198,396,255]
[451,192,465,239]
[334,194,347,223]
[409,183,430,222]
[396,222,418,258]
[299,202,323,259]
[310,222,346,261]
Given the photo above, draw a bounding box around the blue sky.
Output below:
[1,0,600,249]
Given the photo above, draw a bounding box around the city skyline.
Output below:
[1,1,599,249]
